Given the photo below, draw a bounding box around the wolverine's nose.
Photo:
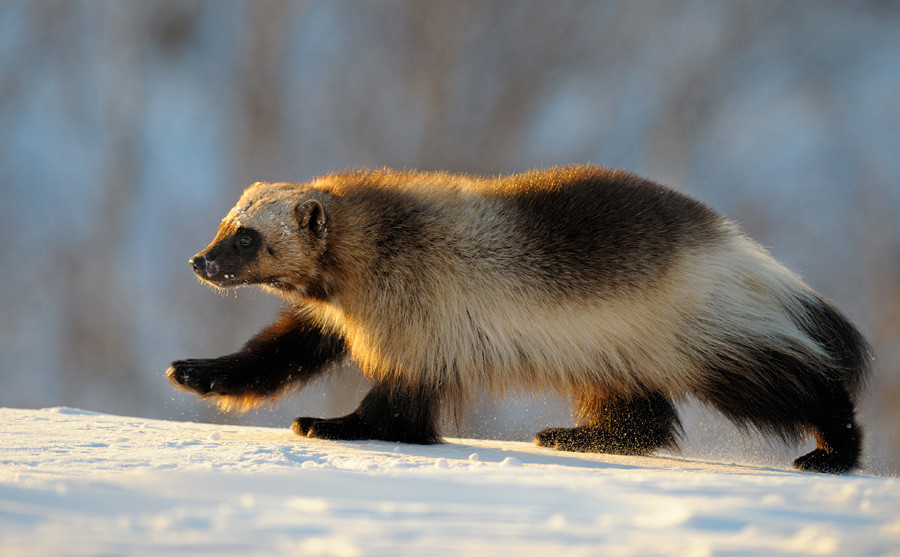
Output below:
[190,254,206,275]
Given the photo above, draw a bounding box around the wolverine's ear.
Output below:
[296,199,327,238]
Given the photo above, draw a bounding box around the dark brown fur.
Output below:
[168,166,871,473]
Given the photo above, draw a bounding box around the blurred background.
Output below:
[1,1,898,474]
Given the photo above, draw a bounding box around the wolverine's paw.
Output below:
[793,449,856,474]
[534,426,656,456]
[292,414,367,441]
[166,359,223,395]
[534,426,606,453]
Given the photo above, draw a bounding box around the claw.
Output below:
[166,363,205,394]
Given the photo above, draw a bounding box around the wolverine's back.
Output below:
[169,165,870,474]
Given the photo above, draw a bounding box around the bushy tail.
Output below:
[794,293,873,399]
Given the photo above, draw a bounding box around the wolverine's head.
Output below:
[190,182,330,298]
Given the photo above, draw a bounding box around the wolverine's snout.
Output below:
[190,252,220,280]
[190,254,207,275]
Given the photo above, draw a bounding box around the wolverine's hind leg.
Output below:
[534,391,681,455]
[293,379,442,444]
[793,385,863,474]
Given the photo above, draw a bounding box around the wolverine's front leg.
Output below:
[167,310,345,409]
[293,379,442,444]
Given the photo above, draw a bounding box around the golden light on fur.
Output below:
[168,166,871,473]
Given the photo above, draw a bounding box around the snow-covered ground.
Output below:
[1,407,898,556]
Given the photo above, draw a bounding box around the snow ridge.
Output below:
[1,407,897,556]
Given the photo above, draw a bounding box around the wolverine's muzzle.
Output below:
[190,254,207,275]
[189,252,223,283]
[189,228,262,287]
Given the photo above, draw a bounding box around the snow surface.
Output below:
[1,407,898,556]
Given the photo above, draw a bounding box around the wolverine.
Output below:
[167,166,871,474]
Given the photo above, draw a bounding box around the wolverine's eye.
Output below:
[233,228,259,252]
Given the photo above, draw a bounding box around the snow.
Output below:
[1,408,898,556]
